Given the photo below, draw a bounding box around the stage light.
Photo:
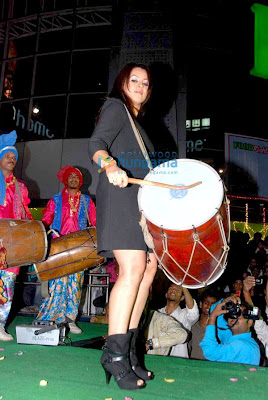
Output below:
[32,106,40,114]
[219,169,224,174]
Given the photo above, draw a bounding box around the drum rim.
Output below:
[37,219,48,263]
[138,158,224,231]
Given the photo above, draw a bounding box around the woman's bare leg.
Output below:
[129,252,157,329]
[108,249,147,335]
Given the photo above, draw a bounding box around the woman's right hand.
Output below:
[106,164,128,188]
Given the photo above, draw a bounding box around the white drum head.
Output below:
[138,159,224,231]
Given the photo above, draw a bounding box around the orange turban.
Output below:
[57,166,83,187]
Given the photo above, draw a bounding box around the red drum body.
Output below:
[0,219,47,267]
[34,228,104,281]
[138,159,230,288]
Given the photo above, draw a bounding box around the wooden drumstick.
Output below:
[128,178,202,190]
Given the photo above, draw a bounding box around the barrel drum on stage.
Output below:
[34,227,104,281]
[138,159,230,288]
[0,219,47,268]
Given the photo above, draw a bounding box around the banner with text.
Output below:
[225,133,268,199]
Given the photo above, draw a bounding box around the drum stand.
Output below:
[82,273,110,316]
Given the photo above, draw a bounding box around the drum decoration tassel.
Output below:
[138,159,230,289]
[161,228,168,253]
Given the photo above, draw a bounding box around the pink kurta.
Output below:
[41,188,96,233]
[36,189,96,323]
[0,173,32,274]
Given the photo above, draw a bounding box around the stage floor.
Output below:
[1,316,267,400]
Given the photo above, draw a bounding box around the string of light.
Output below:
[245,203,249,230]
[263,207,266,238]
[228,195,268,201]
[228,195,267,239]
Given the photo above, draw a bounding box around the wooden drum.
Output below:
[138,159,230,288]
[34,227,104,281]
[0,219,47,268]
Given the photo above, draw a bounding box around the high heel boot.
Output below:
[101,331,146,390]
[129,328,154,381]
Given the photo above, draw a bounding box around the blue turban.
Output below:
[0,130,18,161]
[0,130,18,205]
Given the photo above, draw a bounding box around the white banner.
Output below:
[225,133,268,199]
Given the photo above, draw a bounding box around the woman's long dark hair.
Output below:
[109,62,152,117]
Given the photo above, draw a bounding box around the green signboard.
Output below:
[250,3,268,79]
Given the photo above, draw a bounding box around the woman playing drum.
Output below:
[88,63,157,390]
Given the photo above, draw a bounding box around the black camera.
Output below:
[255,278,263,285]
[222,300,241,319]
[222,300,260,320]
[244,306,260,320]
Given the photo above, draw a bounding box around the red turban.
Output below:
[57,166,83,187]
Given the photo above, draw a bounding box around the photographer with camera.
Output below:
[200,295,260,366]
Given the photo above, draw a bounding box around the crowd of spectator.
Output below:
[139,230,268,367]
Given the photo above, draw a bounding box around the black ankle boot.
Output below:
[129,328,154,381]
[101,331,146,390]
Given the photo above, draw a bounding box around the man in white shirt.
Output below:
[245,276,268,364]
[158,283,199,357]
[145,311,187,356]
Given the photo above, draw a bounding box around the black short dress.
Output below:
[88,98,154,258]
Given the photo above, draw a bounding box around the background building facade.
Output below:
[0,0,267,228]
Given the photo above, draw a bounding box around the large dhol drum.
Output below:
[0,219,47,267]
[138,159,230,288]
[34,227,104,281]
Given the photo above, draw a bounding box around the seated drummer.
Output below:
[35,166,96,334]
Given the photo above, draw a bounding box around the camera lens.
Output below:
[223,300,242,320]
[224,300,234,310]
